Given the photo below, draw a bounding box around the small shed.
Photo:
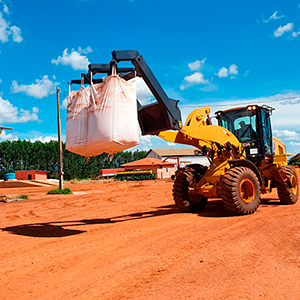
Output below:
[121,158,175,179]
[15,170,47,181]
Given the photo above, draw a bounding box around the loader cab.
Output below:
[215,105,274,163]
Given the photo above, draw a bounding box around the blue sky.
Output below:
[1,0,300,154]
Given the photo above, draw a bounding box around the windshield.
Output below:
[218,109,257,142]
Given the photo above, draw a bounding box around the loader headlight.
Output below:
[247,105,257,111]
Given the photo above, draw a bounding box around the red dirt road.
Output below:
[0,179,300,300]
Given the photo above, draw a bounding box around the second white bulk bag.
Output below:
[65,84,90,156]
[87,74,139,155]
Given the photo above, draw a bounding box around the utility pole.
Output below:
[56,87,64,189]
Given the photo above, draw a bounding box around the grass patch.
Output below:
[47,188,72,195]
[18,195,28,199]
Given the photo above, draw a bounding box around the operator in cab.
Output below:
[236,120,256,142]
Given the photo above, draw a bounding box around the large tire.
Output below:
[173,169,207,212]
[277,165,299,204]
[221,167,260,215]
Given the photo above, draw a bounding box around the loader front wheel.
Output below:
[173,169,207,212]
[221,167,260,215]
[277,165,299,204]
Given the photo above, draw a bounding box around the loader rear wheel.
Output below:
[221,167,260,215]
[277,165,299,204]
[173,169,207,212]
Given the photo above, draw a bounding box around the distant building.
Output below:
[99,168,125,178]
[15,170,47,181]
[121,158,175,179]
[145,148,209,169]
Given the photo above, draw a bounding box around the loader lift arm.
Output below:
[71,50,182,136]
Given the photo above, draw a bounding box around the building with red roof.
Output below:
[121,158,175,179]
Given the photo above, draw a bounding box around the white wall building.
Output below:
[145,148,210,169]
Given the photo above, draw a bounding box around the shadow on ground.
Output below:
[196,199,237,218]
[1,198,285,238]
[1,205,180,238]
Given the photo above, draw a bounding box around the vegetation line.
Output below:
[0,140,146,180]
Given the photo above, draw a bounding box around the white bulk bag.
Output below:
[87,74,139,155]
[65,84,90,156]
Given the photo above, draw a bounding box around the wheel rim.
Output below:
[239,179,255,203]
[291,175,298,195]
[188,190,204,203]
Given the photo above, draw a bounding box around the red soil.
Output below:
[0,179,299,300]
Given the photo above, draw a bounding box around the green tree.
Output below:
[289,154,300,166]
[0,140,146,180]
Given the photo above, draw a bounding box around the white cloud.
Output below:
[180,72,209,90]
[184,72,209,84]
[0,96,39,124]
[0,12,10,42]
[128,130,163,152]
[0,79,2,83]
[30,135,58,143]
[52,47,92,70]
[11,75,58,99]
[263,11,285,23]
[273,129,300,140]
[188,58,206,71]
[61,98,68,110]
[3,4,9,14]
[10,25,22,43]
[272,129,300,154]
[217,67,228,78]
[274,23,294,37]
[127,76,154,105]
[78,46,93,54]
[135,77,154,104]
[0,12,22,43]
[229,64,238,75]
[289,141,300,147]
[0,130,18,141]
[140,135,152,147]
[130,134,154,151]
[217,64,238,78]
[292,29,300,37]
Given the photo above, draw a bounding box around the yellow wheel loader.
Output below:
[72,50,299,215]
[159,105,298,214]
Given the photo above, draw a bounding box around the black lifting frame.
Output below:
[70,50,182,135]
